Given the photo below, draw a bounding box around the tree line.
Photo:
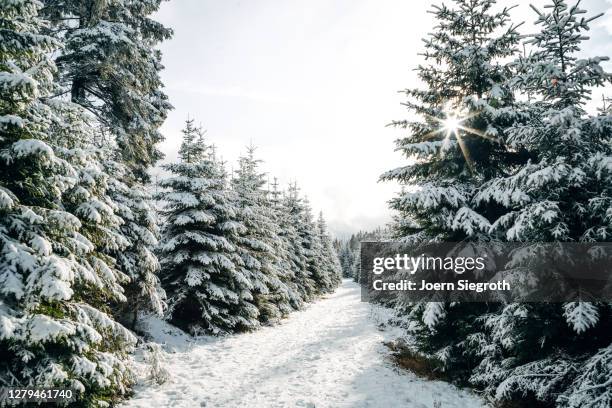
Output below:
[0,1,340,405]
[335,227,390,282]
[159,120,342,336]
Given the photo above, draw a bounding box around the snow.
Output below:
[0,187,14,209]
[0,71,36,91]
[399,184,467,210]
[0,114,25,129]
[11,139,54,159]
[563,302,600,334]
[123,280,485,408]
[422,302,446,330]
[26,315,76,343]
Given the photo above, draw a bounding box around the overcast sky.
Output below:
[154,0,612,238]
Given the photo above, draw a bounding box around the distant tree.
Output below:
[268,178,303,310]
[316,212,342,290]
[282,184,317,300]
[231,146,296,322]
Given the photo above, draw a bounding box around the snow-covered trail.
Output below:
[124,280,486,408]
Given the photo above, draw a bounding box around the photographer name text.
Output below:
[371,254,510,293]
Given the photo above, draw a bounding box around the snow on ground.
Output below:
[123,279,487,408]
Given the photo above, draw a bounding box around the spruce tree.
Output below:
[299,198,331,294]
[41,0,172,175]
[268,178,303,310]
[338,244,355,278]
[380,0,523,381]
[283,184,317,300]
[316,212,342,291]
[348,234,361,283]
[231,147,297,322]
[602,96,612,115]
[41,0,171,327]
[158,120,258,335]
[472,1,612,405]
[0,1,135,403]
[103,155,166,328]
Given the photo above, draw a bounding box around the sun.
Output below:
[421,106,493,173]
[442,115,462,134]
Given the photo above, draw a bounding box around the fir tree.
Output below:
[381,0,523,240]
[103,155,166,329]
[282,185,317,300]
[158,120,258,335]
[299,198,331,294]
[41,0,173,175]
[348,234,361,283]
[41,0,172,327]
[602,96,612,115]
[338,245,355,279]
[0,1,135,403]
[268,177,303,310]
[472,1,612,405]
[380,0,523,381]
[316,212,342,291]
[231,146,295,322]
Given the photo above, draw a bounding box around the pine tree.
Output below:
[348,234,361,282]
[0,1,135,403]
[380,0,523,381]
[41,0,172,327]
[338,244,355,278]
[103,155,166,329]
[299,198,331,294]
[158,120,258,335]
[41,0,173,175]
[268,178,303,310]
[316,212,342,291]
[472,1,612,405]
[231,146,295,322]
[283,184,317,300]
[381,0,523,241]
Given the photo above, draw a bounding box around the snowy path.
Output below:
[123,280,486,408]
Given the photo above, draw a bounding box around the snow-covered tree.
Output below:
[472,1,612,405]
[158,120,258,335]
[268,178,305,310]
[297,198,332,294]
[336,229,390,282]
[381,0,523,240]
[41,0,172,175]
[600,96,612,115]
[338,245,355,279]
[562,343,612,408]
[316,212,342,291]
[103,156,166,329]
[282,184,317,300]
[380,0,524,380]
[41,0,171,327]
[231,146,298,322]
[0,1,135,404]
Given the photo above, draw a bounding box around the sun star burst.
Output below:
[422,106,493,173]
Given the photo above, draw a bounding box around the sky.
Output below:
[154,0,612,238]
